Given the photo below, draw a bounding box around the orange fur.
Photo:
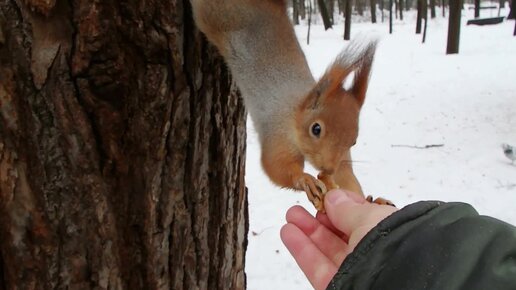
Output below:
[191,0,377,210]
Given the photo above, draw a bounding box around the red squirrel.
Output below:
[190,0,377,211]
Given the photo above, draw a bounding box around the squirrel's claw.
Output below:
[295,173,328,212]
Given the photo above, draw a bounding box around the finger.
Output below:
[286,206,349,266]
[280,223,338,290]
[324,189,398,236]
[315,211,349,241]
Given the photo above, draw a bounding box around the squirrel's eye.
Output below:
[311,123,322,137]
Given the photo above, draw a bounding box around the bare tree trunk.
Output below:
[293,0,301,24]
[447,0,462,54]
[443,0,447,17]
[318,0,334,29]
[399,0,404,20]
[357,0,365,15]
[344,0,352,39]
[408,0,412,9]
[509,0,515,19]
[326,0,335,23]
[308,0,313,44]
[474,0,480,17]
[430,0,437,17]
[301,0,307,19]
[423,0,429,42]
[371,0,378,22]
[416,0,423,33]
[390,0,394,33]
[513,15,516,35]
[0,1,248,289]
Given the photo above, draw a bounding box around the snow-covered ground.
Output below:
[246,8,516,290]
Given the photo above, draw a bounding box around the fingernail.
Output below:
[326,189,351,205]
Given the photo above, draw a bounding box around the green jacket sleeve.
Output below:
[327,201,516,290]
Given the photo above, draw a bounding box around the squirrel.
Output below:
[190,0,379,211]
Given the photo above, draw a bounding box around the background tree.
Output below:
[301,0,308,19]
[344,0,352,39]
[326,0,336,23]
[430,0,437,17]
[293,0,301,24]
[390,0,394,33]
[371,0,378,23]
[416,0,423,33]
[474,0,481,18]
[357,0,365,15]
[399,0,405,20]
[509,0,515,19]
[0,0,247,289]
[318,0,334,29]
[422,0,429,42]
[447,0,462,53]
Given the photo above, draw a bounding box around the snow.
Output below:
[246,8,516,290]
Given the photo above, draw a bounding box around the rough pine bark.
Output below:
[0,0,248,289]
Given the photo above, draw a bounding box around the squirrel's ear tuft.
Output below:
[321,40,377,107]
[300,40,377,110]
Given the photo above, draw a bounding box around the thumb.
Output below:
[324,189,397,237]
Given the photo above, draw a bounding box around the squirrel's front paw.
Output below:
[294,173,328,212]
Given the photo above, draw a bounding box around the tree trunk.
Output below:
[0,1,248,289]
[422,0,429,42]
[474,0,480,18]
[293,0,301,24]
[308,0,313,44]
[509,0,515,19]
[318,0,334,29]
[416,0,423,33]
[443,0,447,17]
[371,0,378,23]
[430,0,436,17]
[301,0,307,19]
[390,0,394,33]
[339,0,345,14]
[513,15,516,35]
[399,0,404,20]
[344,0,352,39]
[447,0,462,54]
[357,0,365,15]
[326,0,335,23]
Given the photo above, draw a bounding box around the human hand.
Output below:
[280,189,398,290]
